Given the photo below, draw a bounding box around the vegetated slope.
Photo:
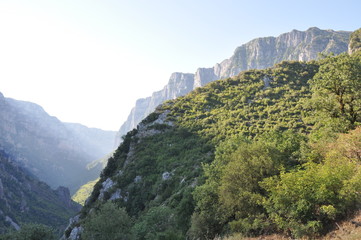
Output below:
[115,27,350,144]
[76,27,351,207]
[0,93,116,193]
[64,59,319,239]
[72,152,114,205]
[65,30,361,240]
[0,150,81,235]
[71,178,99,206]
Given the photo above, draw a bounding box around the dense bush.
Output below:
[81,202,133,240]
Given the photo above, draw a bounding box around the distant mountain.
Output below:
[0,93,116,193]
[0,149,80,234]
[115,27,351,145]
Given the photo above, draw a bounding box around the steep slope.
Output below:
[64,59,320,239]
[0,93,116,193]
[349,28,361,54]
[115,27,350,144]
[0,150,80,235]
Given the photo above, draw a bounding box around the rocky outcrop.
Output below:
[349,28,361,54]
[116,27,351,143]
[5,216,20,231]
[0,179,4,199]
[115,73,193,146]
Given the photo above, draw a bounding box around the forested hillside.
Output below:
[64,29,361,240]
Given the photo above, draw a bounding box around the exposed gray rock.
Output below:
[0,179,4,199]
[134,176,142,183]
[136,110,173,139]
[115,73,194,146]
[110,189,122,200]
[348,28,361,54]
[5,216,20,231]
[116,28,351,143]
[102,178,114,191]
[69,226,83,240]
[262,76,272,89]
[162,172,171,180]
[98,178,115,200]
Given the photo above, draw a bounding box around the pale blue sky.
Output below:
[1,0,360,130]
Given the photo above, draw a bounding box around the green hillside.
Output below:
[65,40,361,239]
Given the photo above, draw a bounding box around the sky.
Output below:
[1,0,360,131]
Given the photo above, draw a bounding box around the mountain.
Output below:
[0,93,116,193]
[65,59,319,239]
[63,28,361,240]
[0,149,80,235]
[115,27,351,144]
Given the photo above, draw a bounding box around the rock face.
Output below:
[0,150,81,233]
[115,73,194,146]
[0,94,116,193]
[349,28,361,54]
[116,27,351,143]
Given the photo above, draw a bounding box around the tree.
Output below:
[261,127,361,238]
[310,53,361,127]
[190,131,304,238]
[81,202,133,240]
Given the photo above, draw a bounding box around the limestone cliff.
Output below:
[115,73,194,145]
[116,27,350,143]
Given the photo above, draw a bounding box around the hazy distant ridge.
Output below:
[0,92,116,193]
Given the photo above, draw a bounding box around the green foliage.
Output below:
[0,224,56,240]
[72,178,99,205]
[167,62,318,142]
[190,131,304,238]
[132,206,183,240]
[79,52,361,239]
[81,202,133,240]
[261,127,361,238]
[308,53,361,129]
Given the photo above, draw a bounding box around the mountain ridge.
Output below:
[115,27,351,145]
[0,92,116,193]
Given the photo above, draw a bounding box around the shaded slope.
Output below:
[0,93,116,193]
[0,150,80,235]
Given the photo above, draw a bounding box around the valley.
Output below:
[0,27,360,240]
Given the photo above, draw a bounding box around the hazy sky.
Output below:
[1,0,360,131]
